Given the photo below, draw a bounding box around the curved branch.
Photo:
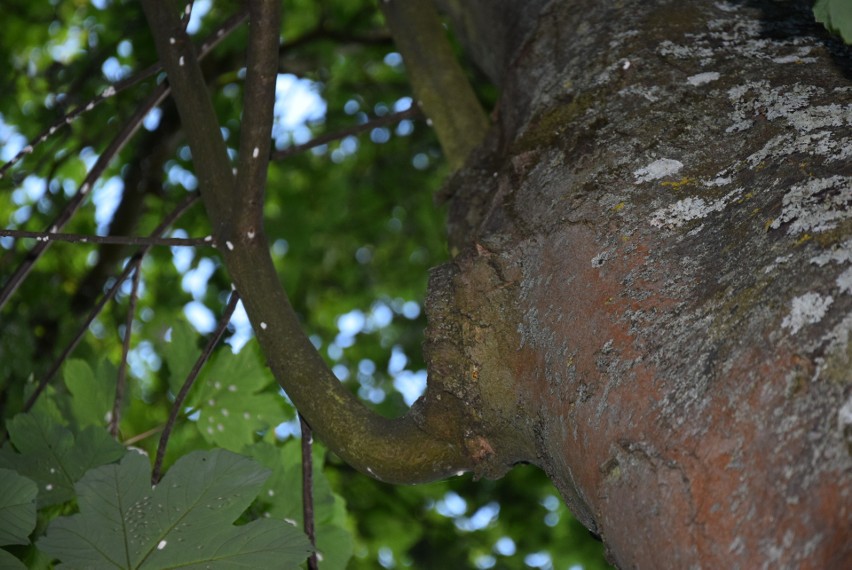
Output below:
[141,0,474,484]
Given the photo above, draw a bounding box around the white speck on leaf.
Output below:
[782,292,833,334]
[157,540,167,550]
[634,158,683,183]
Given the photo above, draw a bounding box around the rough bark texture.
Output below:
[426,0,852,567]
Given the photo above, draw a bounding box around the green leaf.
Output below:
[0,413,124,507]
[38,449,312,569]
[161,320,200,396]
[192,342,284,451]
[63,359,113,428]
[814,0,852,43]
[0,469,38,546]
[250,441,354,569]
[0,548,28,570]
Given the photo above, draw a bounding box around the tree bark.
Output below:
[427,0,852,567]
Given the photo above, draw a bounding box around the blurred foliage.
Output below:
[814,0,852,44]
[0,0,610,568]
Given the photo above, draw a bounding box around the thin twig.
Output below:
[270,106,421,161]
[0,85,169,313]
[0,229,215,248]
[20,194,200,413]
[122,423,164,446]
[300,414,319,570]
[152,290,240,484]
[110,262,141,438]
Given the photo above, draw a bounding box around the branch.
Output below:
[0,9,246,180]
[234,0,281,233]
[0,12,246,312]
[270,106,421,162]
[21,194,200,412]
[141,0,474,483]
[379,0,489,170]
[152,290,240,485]
[300,415,319,570]
[0,85,169,313]
[110,262,141,438]
[0,228,215,248]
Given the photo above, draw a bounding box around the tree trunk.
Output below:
[427,0,852,567]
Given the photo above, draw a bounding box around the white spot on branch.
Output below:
[260,322,267,330]
[252,147,259,158]
[226,240,234,250]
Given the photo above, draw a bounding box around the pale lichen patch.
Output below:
[763,254,793,274]
[769,176,852,235]
[809,239,852,266]
[634,158,683,184]
[839,394,852,433]
[781,292,833,334]
[725,81,851,163]
[686,72,720,86]
[836,268,852,295]
[649,187,743,229]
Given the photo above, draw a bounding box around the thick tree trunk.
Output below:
[427,0,852,567]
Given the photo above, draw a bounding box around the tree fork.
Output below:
[140,0,476,484]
